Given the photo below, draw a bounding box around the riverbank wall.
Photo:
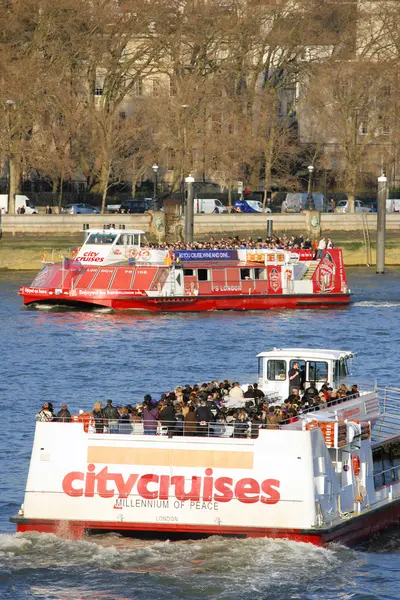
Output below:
[1,212,400,269]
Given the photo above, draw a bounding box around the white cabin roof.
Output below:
[256,348,355,361]
[83,228,145,236]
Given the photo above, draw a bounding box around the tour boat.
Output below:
[19,229,351,311]
[11,348,400,546]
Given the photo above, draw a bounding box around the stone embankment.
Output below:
[0,212,399,269]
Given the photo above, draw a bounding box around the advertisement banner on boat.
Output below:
[174,250,238,261]
[21,425,316,531]
[312,249,345,294]
[291,249,315,261]
[267,266,283,293]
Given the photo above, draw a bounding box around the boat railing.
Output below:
[371,386,400,442]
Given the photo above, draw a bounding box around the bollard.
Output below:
[376,174,387,274]
[266,218,273,237]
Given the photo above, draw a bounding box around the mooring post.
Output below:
[184,175,195,243]
[376,173,387,274]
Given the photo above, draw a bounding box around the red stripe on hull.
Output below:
[13,499,400,546]
[22,293,351,312]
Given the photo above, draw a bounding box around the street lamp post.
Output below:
[305,165,315,210]
[152,163,159,209]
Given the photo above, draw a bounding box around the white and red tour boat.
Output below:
[12,348,400,546]
[19,229,351,311]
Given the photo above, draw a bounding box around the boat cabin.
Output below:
[75,228,146,265]
[257,348,354,401]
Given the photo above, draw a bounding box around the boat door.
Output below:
[165,267,184,296]
[261,356,289,399]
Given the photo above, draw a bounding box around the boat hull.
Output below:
[21,291,351,311]
[11,496,400,546]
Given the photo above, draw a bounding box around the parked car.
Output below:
[66,203,100,214]
[335,199,372,213]
[118,199,147,213]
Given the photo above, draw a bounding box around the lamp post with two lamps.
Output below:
[152,163,159,209]
[305,165,315,210]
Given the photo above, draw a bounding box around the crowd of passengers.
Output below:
[146,234,333,253]
[36,380,359,437]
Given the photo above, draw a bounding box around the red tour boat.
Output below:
[20,229,351,311]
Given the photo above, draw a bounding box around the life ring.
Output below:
[71,246,81,259]
[140,248,151,260]
[352,454,361,477]
[128,247,139,259]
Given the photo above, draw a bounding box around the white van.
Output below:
[194,198,227,214]
[0,194,38,215]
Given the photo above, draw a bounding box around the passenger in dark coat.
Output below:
[56,404,71,422]
[92,401,104,433]
[159,401,176,434]
[195,402,214,436]
[102,399,120,433]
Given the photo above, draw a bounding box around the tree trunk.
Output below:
[100,162,111,214]
[58,174,64,206]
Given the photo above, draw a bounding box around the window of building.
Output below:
[95,88,103,96]
[267,360,286,381]
[134,79,143,96]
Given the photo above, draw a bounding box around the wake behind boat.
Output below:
[20,229,351,311]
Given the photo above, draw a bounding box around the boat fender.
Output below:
[352,454,361,477]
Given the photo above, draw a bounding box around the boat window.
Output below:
[184,269,194,276]
[267,360,286,381]
[198,269,210,281]
[308,361,328,383]
[373,445,400,488]
[254,268,266,280]
[258,357,263,378]
[134,234,140,246]
[86,233,117,245]
[240,268,251,280]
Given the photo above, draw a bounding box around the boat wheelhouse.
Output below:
[19,229,351,311]
[11,349,400,546]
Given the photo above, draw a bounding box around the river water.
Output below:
[1,268,400,600]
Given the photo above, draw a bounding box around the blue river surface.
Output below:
[1,267,400,600]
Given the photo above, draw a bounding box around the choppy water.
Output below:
[1,267,400,600]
